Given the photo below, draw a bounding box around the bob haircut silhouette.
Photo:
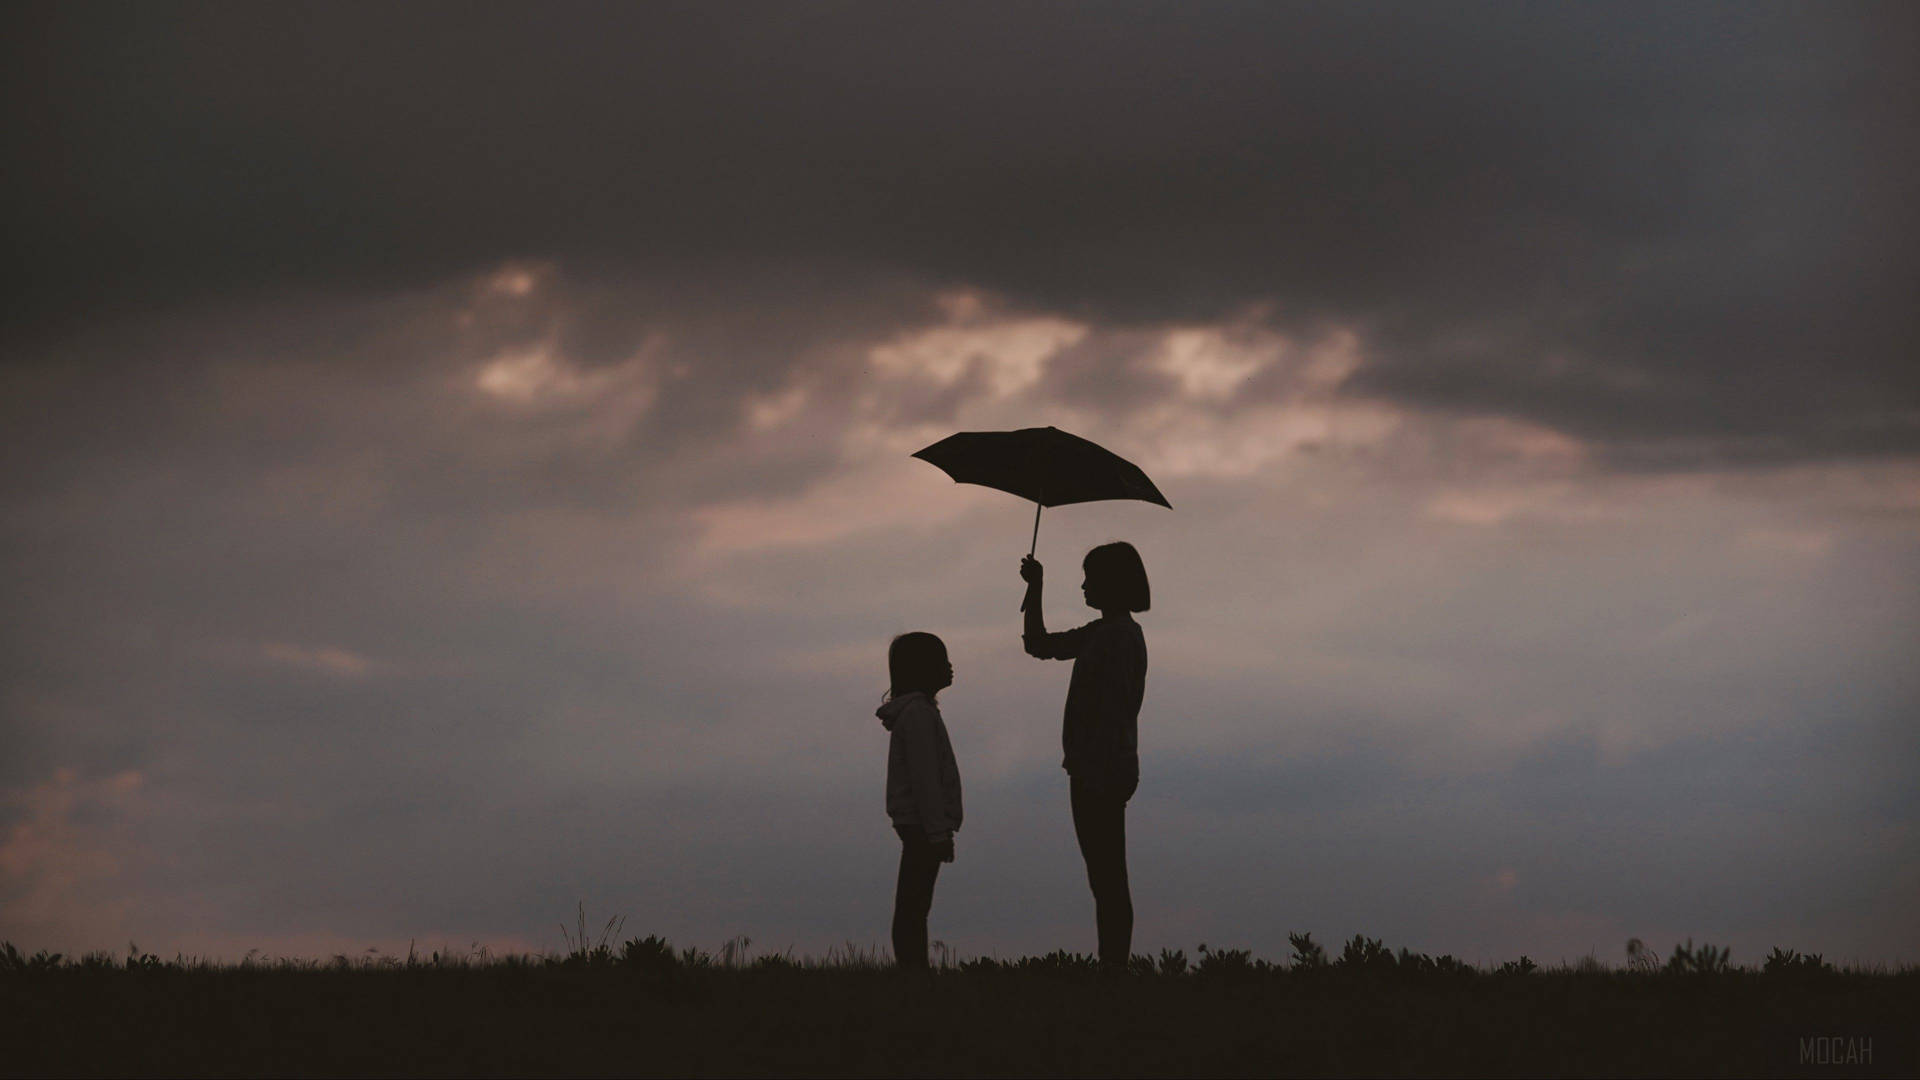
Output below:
[1084,541,1150,613]
[888,631,950,699]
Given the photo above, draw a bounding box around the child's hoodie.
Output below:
[877,690,964,844]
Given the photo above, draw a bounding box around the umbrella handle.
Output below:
[1019,501,1042,611]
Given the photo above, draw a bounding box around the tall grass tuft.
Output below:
[1664,939,1731,975]
[716,935,753,969]
[1625,937,1661,974]
[557,903,626,967]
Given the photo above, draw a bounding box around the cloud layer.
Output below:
[6,4,1916,463]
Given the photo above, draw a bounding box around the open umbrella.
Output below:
[911,425,1171,561]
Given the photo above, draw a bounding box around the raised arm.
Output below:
[1021,557,1088,660]
[1021,556,1047,642]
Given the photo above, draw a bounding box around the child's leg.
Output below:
[891,826,942,969]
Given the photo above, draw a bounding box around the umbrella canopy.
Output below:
[912,426,1171,510]
[913,426,1170,609]
[912,426,1170,569]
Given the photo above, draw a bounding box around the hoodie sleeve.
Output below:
[898,702,954,843]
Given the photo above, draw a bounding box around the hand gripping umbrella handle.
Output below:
[1019,500,1042,611]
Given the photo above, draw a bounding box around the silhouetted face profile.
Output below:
[888,632,953,699]
[1081,542,1151,614]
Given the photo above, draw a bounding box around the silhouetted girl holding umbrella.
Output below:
[909,426,1167,971]
[1020,544,1150,972]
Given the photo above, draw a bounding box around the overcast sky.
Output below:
[3,2,1917,966]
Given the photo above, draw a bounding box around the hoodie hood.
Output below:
[877,690,929,731]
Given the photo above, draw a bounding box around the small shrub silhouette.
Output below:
[1763,947,1833,976]
[1155,948,1188,976]
[1195,943,1266,978]
[1394,948,1474,976]
[750,949,799,972]
[1288,931,1327,970]
[619,935,678,976]
[0,943,64,973]
[1664,939,1730,975]
[1010,950,1099,975]
[1337,934,1395,972]
[74,950,117,971]
[123,943,164,972]
[1495,956,1537,976]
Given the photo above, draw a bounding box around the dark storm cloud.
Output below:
[6,2,1916,462]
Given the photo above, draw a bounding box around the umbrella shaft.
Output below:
[1019,500,1044,612]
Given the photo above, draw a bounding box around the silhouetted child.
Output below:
[876,631,963,971]
[1020,542,1150,971]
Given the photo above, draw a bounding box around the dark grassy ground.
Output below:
[5,939,1912,1077]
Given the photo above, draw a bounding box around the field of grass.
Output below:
[5,933,1912,1077]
